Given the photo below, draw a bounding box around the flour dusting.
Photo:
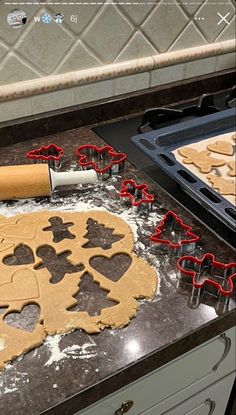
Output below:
[44,334,98,366]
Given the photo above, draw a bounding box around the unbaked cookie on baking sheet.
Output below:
[173,131,236,205]
[0,210,158,370]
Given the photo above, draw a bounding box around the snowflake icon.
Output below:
[41,14,52,24]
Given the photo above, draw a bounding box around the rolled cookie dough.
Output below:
[0,210,157,369]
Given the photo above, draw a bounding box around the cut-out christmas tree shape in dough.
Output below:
[43,217,75,243]
[0,210,157,370]
[69,273,118,316]
[0,269,39,302]
[83,218,124,250]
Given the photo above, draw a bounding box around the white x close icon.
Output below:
[217,12,230,25]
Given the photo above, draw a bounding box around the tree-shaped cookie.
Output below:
[178,148,225,173]
[207,174,236,195]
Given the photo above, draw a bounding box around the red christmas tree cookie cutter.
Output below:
[150,210,200,254]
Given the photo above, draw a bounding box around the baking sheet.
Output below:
[173,131,235,205]
[132,109,236,229]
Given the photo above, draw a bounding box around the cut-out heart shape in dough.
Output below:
[90,253,132,282]
[0,217,37,239]
[4,304,40,332]
[3,244,35,266]
[0,269,39,302]
[207,141,233,156]
[0,239,15,253]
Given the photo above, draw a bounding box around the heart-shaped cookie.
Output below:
[4,304,40,332]
[207,141,233,156]
[0,217,37,239]
[90,254,132,282]
[0,269,39,302]
[0,239,15,253]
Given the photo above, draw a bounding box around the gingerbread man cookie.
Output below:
[207,175,236,196]
[228,161,236,177]
[178,148,225,173]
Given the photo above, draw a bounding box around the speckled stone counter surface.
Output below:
[0,106,235,414]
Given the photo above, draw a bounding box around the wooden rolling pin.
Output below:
[0,164,98,200]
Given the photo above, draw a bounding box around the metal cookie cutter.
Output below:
[26,143,64,169]
[177,253,236,311]
[76,144,126,178]
[150,211,200,256]
[119,179,154,213]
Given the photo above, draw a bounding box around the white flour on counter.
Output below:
[0,367,29,396]
[44,334,101,366]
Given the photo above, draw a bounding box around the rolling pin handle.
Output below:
[50,169,98,189]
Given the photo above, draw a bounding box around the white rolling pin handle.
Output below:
[50,169,98,189]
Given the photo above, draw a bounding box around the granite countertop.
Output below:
[0,123,235,415]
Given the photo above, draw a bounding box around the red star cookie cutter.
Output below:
[119,179,154,210]
[150,211,200,254]
[177,253,236,298]
[26,143,64,169]
[76,144,126,175]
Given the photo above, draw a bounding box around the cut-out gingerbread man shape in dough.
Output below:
[207,174,236,196]
[34,245,85,284]
[228,161,236,177]
[178,148,225,173]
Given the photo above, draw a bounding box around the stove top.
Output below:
[138,86,236,133]
[93,87,236,246]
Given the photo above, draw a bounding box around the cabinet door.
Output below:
[76,327,235,415]
[143,372,235,415]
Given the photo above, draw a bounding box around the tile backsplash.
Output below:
[0,0,235,121]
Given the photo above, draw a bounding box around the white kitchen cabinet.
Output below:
[144,372,235,415]
[77,327,235,415]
